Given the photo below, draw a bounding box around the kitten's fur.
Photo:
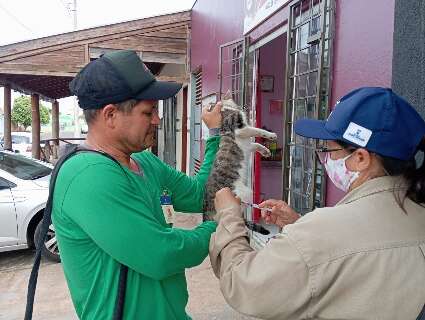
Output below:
[203,97,277,220]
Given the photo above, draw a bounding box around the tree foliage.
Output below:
[11,96,50,130]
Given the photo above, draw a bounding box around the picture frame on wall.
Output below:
[260,75,274,92]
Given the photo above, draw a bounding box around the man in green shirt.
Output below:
[52,50,222,319]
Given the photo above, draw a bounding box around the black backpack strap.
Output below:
[25,146,129,320]
[417,304,425,320]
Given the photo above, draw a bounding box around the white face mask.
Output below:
[324,153,360,192]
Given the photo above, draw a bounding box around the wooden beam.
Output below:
[84,44,90,63]
[156,75,189,83]
[0,67,77,77]
[31,94,40,159]
[0,13,190,62]
[0,79,57,102]
[3,85,12,150]
[52,100,59,158]
[142,52,186,64]
[0,23,189,64]
[92,37,187,55]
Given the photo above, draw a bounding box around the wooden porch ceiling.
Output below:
[0,11,190,102]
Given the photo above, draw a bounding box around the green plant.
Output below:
[11,96,50,130]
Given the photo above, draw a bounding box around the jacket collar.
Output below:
[336,176,407,206]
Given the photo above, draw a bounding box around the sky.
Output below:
[0,0,196,116]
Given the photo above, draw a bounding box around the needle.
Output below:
[241,202,272,213]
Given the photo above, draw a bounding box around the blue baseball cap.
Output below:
[294,87,425,160]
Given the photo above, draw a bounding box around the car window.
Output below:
[0,177,16,189]
[0,152,51,180]
[11,135,31,144]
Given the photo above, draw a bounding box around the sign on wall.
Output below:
[244,0,289,34]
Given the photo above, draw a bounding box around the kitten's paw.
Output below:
[264,132,277,140]
[259,148,271,158]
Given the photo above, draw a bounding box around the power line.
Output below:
[57,0,72,17]
[0,3,33,34]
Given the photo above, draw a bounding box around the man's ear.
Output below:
[101,104,118,128]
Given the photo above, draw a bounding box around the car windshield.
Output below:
[0,152,51,180]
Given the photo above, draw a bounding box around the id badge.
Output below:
[160,192,175,224]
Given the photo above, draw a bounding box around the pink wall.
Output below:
[327,0,395,205]
[258,35,286,200]
[191,0,245,97]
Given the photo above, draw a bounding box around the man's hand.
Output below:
[214,187,241,213]
[202,102,222,129]
[259,199,300,228]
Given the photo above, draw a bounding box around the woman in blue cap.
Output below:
[209,87,425,319]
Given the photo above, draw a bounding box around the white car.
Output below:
[0,132,32,157]
[0,151,59,261]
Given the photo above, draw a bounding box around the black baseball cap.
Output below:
[69,50,182,109]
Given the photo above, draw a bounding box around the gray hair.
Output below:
[83,99,139,125]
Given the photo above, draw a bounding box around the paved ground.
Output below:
[0,214,256,320]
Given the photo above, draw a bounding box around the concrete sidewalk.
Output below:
[0,214,256,320]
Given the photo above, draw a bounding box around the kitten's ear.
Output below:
[222,90,232,100]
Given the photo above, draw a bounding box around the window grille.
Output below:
[283,0,335,214]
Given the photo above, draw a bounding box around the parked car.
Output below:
[0,150,60,262]
[0,132,46,158]
[0,132,32,157]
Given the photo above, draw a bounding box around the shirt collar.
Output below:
[336,175,408,206]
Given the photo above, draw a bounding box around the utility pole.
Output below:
[72,0,80,138]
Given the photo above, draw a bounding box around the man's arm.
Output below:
[144,135,219,213]
[59,162,216,280]
[143,103,222,213]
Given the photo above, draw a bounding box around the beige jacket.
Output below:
[209,176,425,319]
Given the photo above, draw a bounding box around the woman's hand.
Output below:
[259,199,300,228]
[202,102,222,129]
[214,187,241,213]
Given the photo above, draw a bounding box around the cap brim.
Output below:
[294,119,337,140]
[135,80,182,101]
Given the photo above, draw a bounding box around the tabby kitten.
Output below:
[203,98,277,230]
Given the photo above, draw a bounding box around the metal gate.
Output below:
[283,0,335,214]
[219,38,246,106]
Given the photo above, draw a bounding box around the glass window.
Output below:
[11,135,31,144]
[0,152,51,180]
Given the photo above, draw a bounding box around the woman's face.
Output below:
[322,140,387,191]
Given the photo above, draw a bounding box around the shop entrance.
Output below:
[251,34,287,227]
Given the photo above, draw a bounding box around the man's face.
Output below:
[116,100,160,152]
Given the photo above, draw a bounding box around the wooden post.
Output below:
[3,85,12,150]
[31,94,40,159]
[52,100,59,159]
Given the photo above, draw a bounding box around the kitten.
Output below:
[203,97,277,233]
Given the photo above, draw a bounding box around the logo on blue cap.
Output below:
[343,122,372,147]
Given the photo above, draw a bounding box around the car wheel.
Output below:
[34,220,61,263]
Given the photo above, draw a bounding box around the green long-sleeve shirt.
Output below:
[52,136,219,319]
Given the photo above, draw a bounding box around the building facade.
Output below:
[189,0,425,235]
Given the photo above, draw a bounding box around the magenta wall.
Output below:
[327,0,395,205]
[191,0,245,97]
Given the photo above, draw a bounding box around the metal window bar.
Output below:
[219,38,246,106]
[283,0,335,214]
